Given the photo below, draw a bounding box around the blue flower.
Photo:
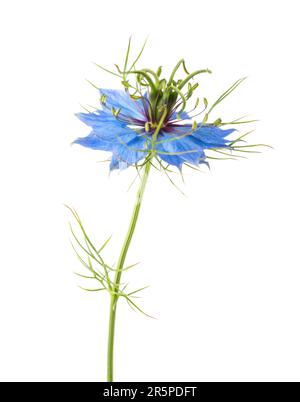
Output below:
[74,89,235,170]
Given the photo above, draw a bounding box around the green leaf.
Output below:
[79,286,106,292]
[94,63,122,78]
[207,77,246,115]
[74,272,96,280]
[125,297,156,319]
[127,286,150,296]
[98,235,112,254]
[85,79,99,90]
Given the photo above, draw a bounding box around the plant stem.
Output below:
[106,159,151,382]
[106,109,167,382]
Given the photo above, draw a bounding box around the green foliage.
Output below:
[66,205,153,318]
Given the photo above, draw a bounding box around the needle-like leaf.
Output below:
[79,286,106,292]
[127,285,150,297]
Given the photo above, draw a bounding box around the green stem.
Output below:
[106,160,151,382]
[106,110,167,382]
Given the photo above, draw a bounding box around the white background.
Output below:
[0,0,299,382]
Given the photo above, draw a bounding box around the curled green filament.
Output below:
[167,59,190,86]
[125,70,157,93]
[178,69,212,90]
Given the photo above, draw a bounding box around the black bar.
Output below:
[0,381,295,400]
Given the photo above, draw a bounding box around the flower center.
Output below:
[144,118,169,134]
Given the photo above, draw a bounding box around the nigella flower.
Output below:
[74,88,236,170]
[73,43,257,172]
[70,39,267,382]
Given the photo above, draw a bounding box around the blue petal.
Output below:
[155,148,183,169]
[113,135,148,165]
[109,154,131,171]
[110,154,120,171]
[192,125,235,147]
[73,132,113,151]
[156,131,205,168]
[75,110,117,127]
[74,107,149,170]
[75,112,140,145]
[167,124,235,148]
[100,89,147,121]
